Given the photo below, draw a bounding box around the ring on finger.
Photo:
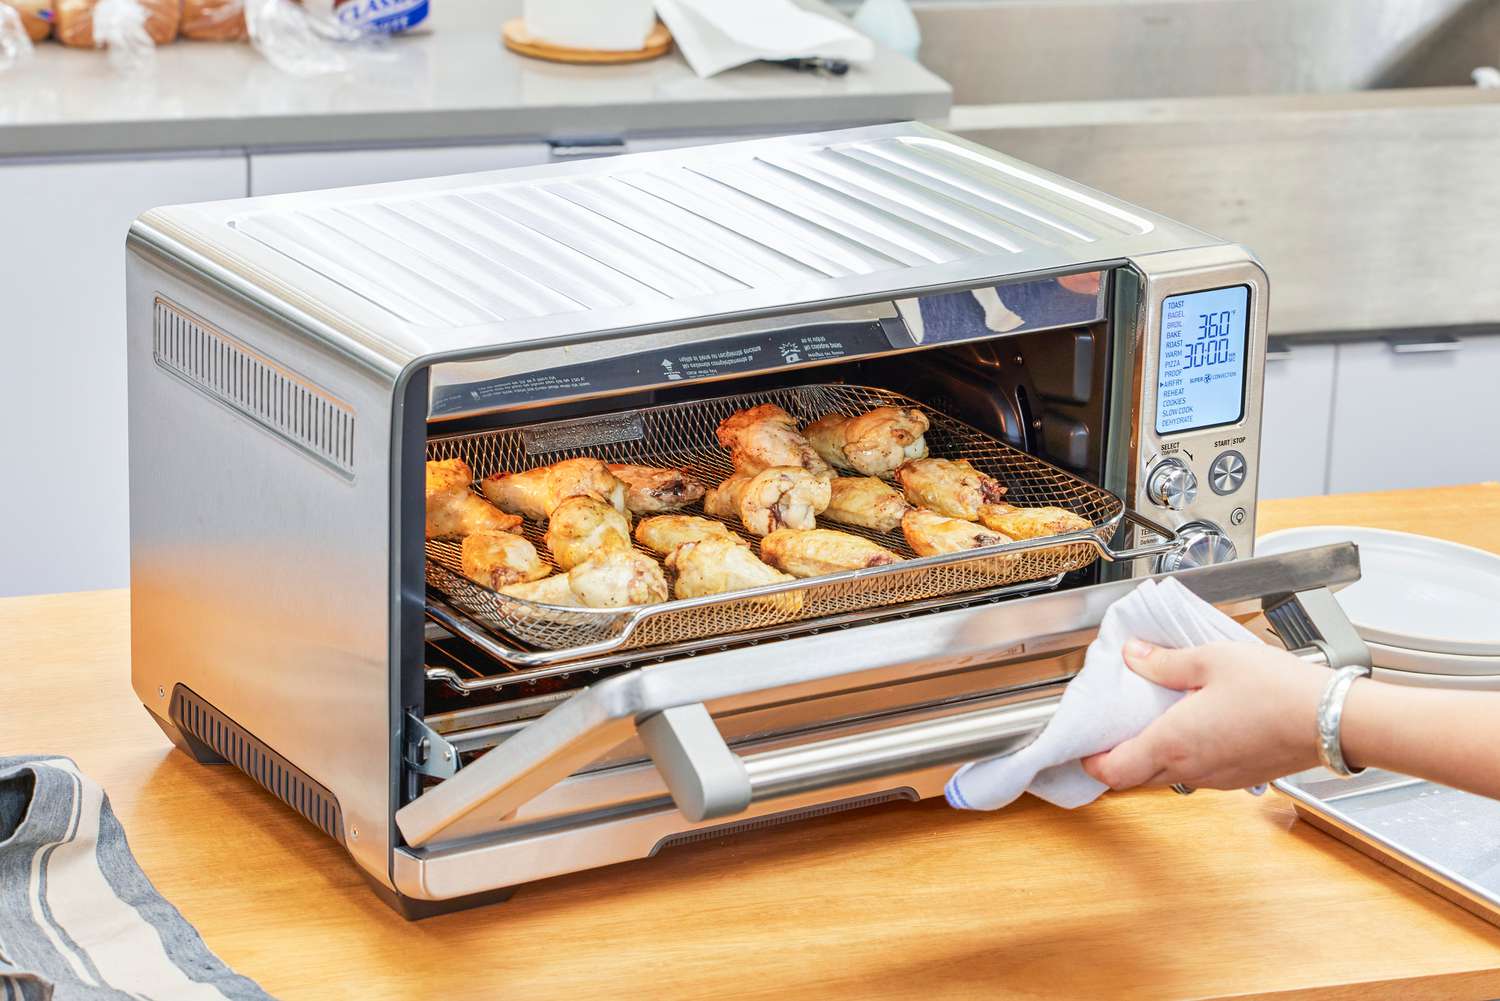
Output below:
[1170,783,1196,796]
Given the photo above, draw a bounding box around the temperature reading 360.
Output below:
[1185,309,1237,369]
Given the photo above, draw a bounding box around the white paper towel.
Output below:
[656,0,874,78]
[945,577,1261,811]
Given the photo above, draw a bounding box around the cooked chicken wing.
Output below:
[804,406,930,476]
[460,530,549,590]
[502,548,668,608]
[480,457,627,521]
[822,476,911,534]
[666,536,802,612]
[977,504,1092,539]
[568,549,669,607]
[499,573,578,606]
[901,508,1013,557]
[895,458,1008,521]
[544,496,632,571]
[760,528,901,578]
[634,514,749,556]
[704,467,831,536]
[426,458,523,540]
[716,404,834,480]
[606,464,706,514]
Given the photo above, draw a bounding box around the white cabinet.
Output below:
[0,154,248,597]
[1258,341,1336,499]
[1328,334,1500,493]
[249,143,552,196]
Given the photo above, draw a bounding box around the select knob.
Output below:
[1157,521,1239,573]
[1146,458,1198,510]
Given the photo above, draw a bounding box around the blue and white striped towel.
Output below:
[0,755,273,1001]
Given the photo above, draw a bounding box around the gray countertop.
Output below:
[0,0,950,158]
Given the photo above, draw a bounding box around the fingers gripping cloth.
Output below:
[945,577,1260,811]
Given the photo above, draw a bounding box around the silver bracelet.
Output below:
[1316,664,1372,778]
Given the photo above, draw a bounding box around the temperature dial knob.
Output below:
[1146,458,1198,510]
[1157,521,1239,573]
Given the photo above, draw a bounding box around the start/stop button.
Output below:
[1209,450,1247,495]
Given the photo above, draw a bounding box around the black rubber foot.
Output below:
[146,707,227,764]
[363,873,517,920]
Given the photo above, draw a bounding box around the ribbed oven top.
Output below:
[133,123,1221,369]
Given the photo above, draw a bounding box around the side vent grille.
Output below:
[152,297,356,478]
[170,686,345,844]
[650,789,917,855]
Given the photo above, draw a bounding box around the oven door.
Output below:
[393,544,1366,899]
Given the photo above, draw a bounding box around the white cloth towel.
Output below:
[655,0,875,78]
[945,576,1260,812]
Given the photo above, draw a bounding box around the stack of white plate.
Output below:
[1256,526,1500,688]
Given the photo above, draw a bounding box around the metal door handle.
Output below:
[641,584,1370,823]
[1264,337,1293,362]
[1387,335,1462,354]
[640,697,1063,822]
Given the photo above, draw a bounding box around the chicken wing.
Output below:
[901,508,1013,557]
[426,458,523,540]
[460,530,549,590]
[480,457,627,521]
[502,549,668,608]
[804,406,930,476]
[895,458,1008,521]
[704,466,831,536]
[760,528,901,578]
[977,504,1091,539]
[544,496,632,571]
[634,514,749,556]
[499,573,579,606]
[822,476,911,534]
[606,463,707,514]
[716,404,834,480]
[666,536,802,612]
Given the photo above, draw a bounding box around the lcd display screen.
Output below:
[1155,285,1250,435]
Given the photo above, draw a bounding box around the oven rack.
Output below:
[424,573,1068,694]
[425,384,1179,666]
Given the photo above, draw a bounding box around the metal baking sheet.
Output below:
[1276,767,1500,927]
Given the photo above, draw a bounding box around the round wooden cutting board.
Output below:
[501,18,673,64]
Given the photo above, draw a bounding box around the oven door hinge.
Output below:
[404,712,460,780]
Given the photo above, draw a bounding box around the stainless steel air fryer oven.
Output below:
[126,123,1369,917]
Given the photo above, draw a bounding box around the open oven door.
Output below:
[394,544,1368,896]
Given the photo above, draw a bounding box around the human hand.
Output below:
[1080,640,1329,791]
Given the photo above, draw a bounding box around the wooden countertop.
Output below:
[5,483,1500,1001]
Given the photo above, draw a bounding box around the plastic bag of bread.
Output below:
[244,0,366,74]
[4,0,52,41]
[181,0,244,41]
[56,0,178,71]
[0,2,35,69]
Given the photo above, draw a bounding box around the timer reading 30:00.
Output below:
[1155,285,1250,435]
[1183,309,1238,370]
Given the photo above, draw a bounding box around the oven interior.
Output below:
[406,313,1117,787]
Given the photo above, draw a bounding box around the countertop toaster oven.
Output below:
[125,123,1369,917]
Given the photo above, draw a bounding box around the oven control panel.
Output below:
[1132,253,1269,572]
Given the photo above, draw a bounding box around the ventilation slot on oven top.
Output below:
[169,686,345,843]
[152,297,356,478]
[650,789,918,856]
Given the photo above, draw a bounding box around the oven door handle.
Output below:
[640,584,1368,822]
[395,544,1364,847]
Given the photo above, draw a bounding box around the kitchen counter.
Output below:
[4,483,1499,1000]
[0,0,950,158]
